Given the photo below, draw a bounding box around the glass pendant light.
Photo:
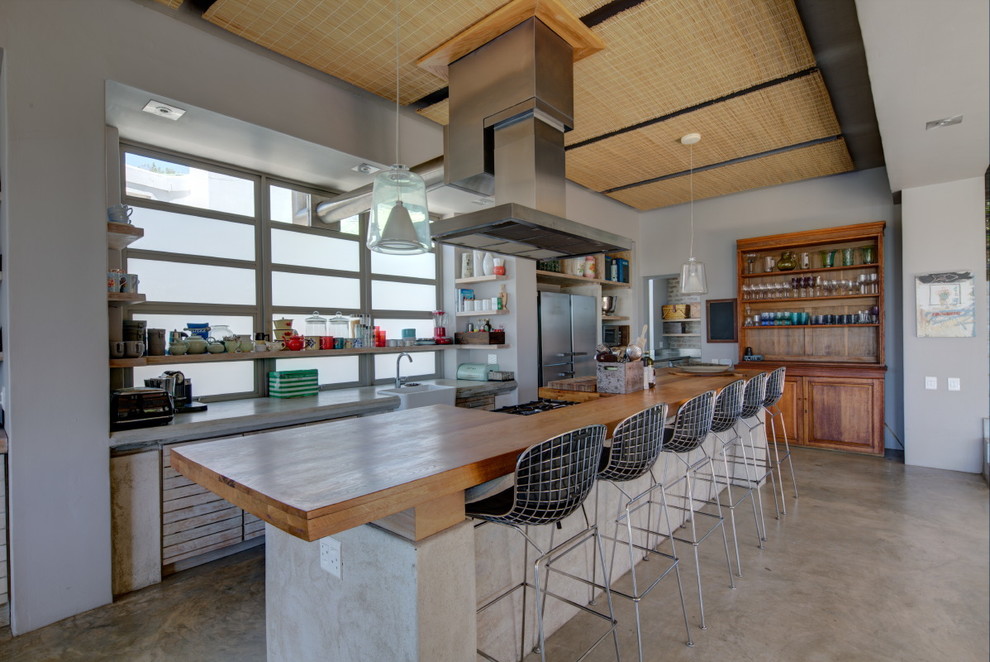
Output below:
[367,0,430,255]
[679,132,708,294]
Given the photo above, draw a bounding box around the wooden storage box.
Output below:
[662,304,687,320]
[454,331,506,345]
[546,376,598,392]
[596,362,644,394]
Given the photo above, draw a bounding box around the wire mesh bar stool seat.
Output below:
[764,367,799,514]
[588,403,693,660]
[658,390,735,631]
[699,379,766,577]
[466,424,619,662]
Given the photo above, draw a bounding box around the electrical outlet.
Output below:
[320,537,342,578]
[947,378,961,391]
[925,376,937,390]
[487,354,497,365]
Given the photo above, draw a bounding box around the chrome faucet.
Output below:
[395,352,413,389]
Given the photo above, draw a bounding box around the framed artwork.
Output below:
[706,298,737,342]
[915,271,975,337]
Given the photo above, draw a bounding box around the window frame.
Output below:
[119,142,442,399]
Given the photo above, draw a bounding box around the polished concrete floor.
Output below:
[1,447,987,662]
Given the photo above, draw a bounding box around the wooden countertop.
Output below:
[171,370,742,542]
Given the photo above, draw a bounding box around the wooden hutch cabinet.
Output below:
[736,222,886,455]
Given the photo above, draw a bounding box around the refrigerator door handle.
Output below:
[557,370,575,377]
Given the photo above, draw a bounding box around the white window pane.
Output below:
[270,185,360,236]
[131,314,255,341]
[125,153,255,216]
[371,250,436,279]
[129,259,256,305]
[374,351,438,380]
[374,318,433,340]
[130,207,254,261]
[272,271,360,309]
[274,355,360,385]
[271,229,359,272]
[372,280,435,311]
[133,361,255,398]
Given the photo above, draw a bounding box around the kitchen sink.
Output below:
[378,383,456,410]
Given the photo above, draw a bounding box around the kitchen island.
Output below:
[171,370,759,661]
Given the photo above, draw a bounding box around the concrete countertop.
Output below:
[109,379,517,453]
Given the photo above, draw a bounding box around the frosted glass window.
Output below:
[372,280,435,312]
[124,153,255,216]
[271,271,360,309]
[374,318,433,340]
[371,250,436,279]
[131,314,255,341]
[374,351,438,380]
[274,355,360,385]
[133,361,255,397]
[129,207,254,261]
[271,229,359,272]
[129,259,256,305]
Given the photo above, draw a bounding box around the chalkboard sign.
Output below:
[706,299,737,343]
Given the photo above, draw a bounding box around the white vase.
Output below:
[482,252,495,276]
[461,252,474,278]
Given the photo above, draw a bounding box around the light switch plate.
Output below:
[947,378,961,391]
[925,376,937,390]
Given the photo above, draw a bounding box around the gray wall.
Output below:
[638,167,905,450]
[901,177,988,472]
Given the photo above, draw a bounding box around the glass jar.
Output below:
[776,251,797,271]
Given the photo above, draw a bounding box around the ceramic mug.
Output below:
[267,340,285,352]
[107,204,133,223]
[109,341,125,359]
[107,271,123,292]
[120,274,139,293]
[124,341,145,358]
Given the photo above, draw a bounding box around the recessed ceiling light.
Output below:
[925,115,963,130]
[141,100,186,121]
[352,163,382,174]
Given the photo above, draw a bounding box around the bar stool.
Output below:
[660,390,734,630]
[764,366,798,514]
[593,403,693,661]
[466,424,619,662]
[704,379,765,576]
[738,372,781,519]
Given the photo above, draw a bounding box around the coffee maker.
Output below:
[145,370,208,413]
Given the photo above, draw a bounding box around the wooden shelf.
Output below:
[455,309,510,317]
[454,274,509,285]
[111,343,483,368]
[743,324,879,329]
[536,270,630,288]
[740,263,879,279]
[108,292,146,305]
[742,293,878,304]
[662,333,700,337]
[663,318,700,322]
[602,315,629,321]
[109,357,148,368]
[107,222,144,250]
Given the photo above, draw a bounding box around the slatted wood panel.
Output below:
[566,73,840,192]
[0,459,7,627]
[607,139,854,210]
[162,443,245,566]
[455,394,496,410]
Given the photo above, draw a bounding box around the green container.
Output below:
[269,369,318,398]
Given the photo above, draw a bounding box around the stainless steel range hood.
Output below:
[426,13,630,259]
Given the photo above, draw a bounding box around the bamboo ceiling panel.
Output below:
[153,0,183,8]
[607,139,853,210]
[204,0,503,104]
[566,0,815,145]
[566,72,841,192]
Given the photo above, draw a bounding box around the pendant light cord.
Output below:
[688,142,695,259]
[394,0,400,167]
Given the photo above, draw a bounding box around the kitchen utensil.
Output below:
[147,328,166,356]
[327,312,352,339]
[124,341,145,358]
[185,323,210,339]
[107,204,133,223]
[819,250,836,268]
[206,337,225,353]
[123,320,147,342]
[109,341,125,359]
[456,363,490,381]
[601,296,617,316]
[304,311,327,339]
[624,344,643,361]
[186,336,208,354]
[210,324,234,340]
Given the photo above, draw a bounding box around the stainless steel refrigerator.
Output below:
[538,292,598,386]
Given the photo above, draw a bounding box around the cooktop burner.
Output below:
[495,398,580,416]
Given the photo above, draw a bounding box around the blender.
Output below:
[432,310,450,344]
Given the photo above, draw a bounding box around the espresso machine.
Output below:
[145,370,208,414]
